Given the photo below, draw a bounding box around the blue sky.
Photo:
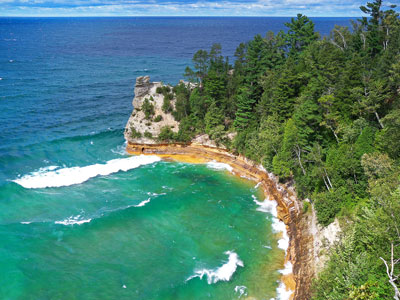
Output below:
[0,0,398,17]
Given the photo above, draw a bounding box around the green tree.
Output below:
[285,14,319,56]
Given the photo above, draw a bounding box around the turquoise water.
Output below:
[0,17,354,299]
[0,130,284,299]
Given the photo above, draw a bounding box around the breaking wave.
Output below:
[206,161,233,173]
[13,155,161,189]
[186,251,243,284]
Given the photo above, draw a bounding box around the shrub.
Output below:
[156,87,163,94]
[144,131,153,139]
[158,126,176,142]
[303,201,310,214]
[142,98,155,120]
[162,96,173,113]
[154,115,163,122]
[130,127,142,139]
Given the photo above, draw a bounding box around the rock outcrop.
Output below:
[124,76,179,144]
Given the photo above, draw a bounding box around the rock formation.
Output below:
[124,76,180,144]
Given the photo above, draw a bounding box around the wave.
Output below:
[13,155,161,189]
[134,198,151,207]
[55,215,92,226]
[206,161,233,173]
[252,195,289,252]
[234,285,247,298]
[186,251,243,284]
[273,281,294,300]
[111,141,127,156]
[252,195,293,300]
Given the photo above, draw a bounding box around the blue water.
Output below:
[0,17,352,299]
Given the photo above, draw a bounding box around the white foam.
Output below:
[20,222,31,224]
[206,161,233,173]
[253,195,293,300]
[270,281,293,300]
[147,192,166,196]
[254,182,262,189]
[111,142,128,156]
[55,215,91,225]
[186,251,243,284]
[134,198,151,207]
[234,285,247,298]
[252,195,289,251]
[279,261,293,275]
[13,155,161,189]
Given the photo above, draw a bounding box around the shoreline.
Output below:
[126,142,315,300]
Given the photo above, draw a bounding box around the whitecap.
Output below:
[13,155,161,189]
[186,251,243,284]
[278,261,293,275]
[111,142,127,156]
[253,195,293,300]
[206,161,233,173]
[234,285,247,298]
[252,195,289,252]
[20,221,31,224]
[270,281,293,300]
[55,215,91,226]
[134,198,150,207]
[147,192,166,196]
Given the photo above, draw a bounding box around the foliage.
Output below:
[130,127,142,139]
[142,98,155,120]
[157,126,176,142]
[144,131,153,139]
[154,115,163,122]
[165,2,400,298]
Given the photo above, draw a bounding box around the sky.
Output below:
[0,0,399,17]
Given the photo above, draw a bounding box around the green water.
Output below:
[0,156,284,299]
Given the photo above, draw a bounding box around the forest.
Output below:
[152,1,400,298]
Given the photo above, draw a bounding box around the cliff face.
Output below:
[124,76,179,144]
[124,76,340,300]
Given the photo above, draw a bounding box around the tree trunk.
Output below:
[330,126,339,143]
[295,145,306,175]
[380,244,400,300]
[375,111,385,129]
[324,168,333,189]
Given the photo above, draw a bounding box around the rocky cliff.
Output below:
[124,76,180,144]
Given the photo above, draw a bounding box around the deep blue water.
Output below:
[0,17,353,300]
[0,17,353,162]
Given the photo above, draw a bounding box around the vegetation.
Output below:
[130,127,142,139]
[144,131,153,139]
[156,1,400,298]
[154,115,163,122]
[142,98,155,120]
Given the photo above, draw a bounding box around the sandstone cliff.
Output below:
[124,76,180,144]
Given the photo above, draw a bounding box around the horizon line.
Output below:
[0,15,361,18]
